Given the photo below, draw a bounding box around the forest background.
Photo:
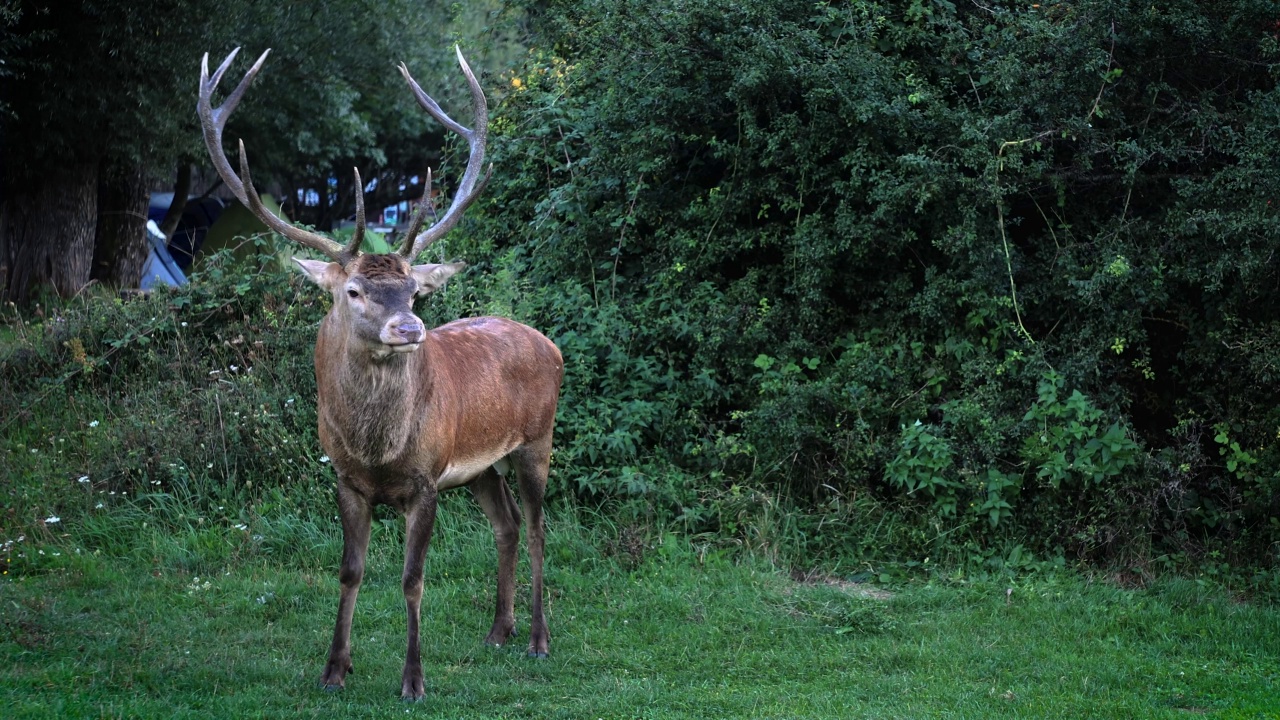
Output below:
[3,0,1280,590]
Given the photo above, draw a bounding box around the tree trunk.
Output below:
[332,167,352,231]
[316,175,332,231]
[91,157,150,288]
[2,163,98,302]
[158,163,191,239]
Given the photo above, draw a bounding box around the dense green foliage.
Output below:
[436,0,1280,569]
[0,0,513,185]
[4,0,1280,579]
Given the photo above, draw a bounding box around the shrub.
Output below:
[454,0,1280,567]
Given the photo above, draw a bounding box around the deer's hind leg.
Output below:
[511,441,551,658]
[470,465,522,646]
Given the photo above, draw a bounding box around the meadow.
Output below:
[3,495,1277,719]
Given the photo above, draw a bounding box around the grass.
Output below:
[3,495,1278,719]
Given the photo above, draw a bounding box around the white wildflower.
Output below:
[78,475,90,483]
[89,420,99,428]
[45,515,60,524]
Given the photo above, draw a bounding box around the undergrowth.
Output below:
[1,246,1277,601]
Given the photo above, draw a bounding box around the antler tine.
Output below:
[343,167,366,259]
[198,48,347,263]
[205,48,240,101]
[198,48,268,206]
[236,141,350,261]
[398,167,436,256]
[397,45,492,259]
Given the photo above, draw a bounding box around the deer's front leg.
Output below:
[321,481,372,690]
[400,484,439,701]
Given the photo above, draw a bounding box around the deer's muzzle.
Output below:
[380,316,426,352]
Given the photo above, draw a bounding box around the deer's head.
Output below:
[197,46,490,360]
[295,254,464,359]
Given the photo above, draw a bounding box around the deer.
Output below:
[198,46,562,701]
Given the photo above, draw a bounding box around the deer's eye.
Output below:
[347,289,360,299]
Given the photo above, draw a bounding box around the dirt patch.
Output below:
[791,568,893,600]
[4,618,50,650]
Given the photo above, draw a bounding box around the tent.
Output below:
[139,220,187,290]
[193,193,293,273]
[147,193,227,271]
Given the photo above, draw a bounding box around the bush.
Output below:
[1,243,332,529]
[452,0,1280,568]
[5,0,1280,575]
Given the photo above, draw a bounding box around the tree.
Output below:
[0,0,523,301]
[2,1,223,299]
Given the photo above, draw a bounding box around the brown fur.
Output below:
[350,252,410,280]
[309,257,563,699]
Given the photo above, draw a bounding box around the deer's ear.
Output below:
[412,262,466,296]
[293,257,342,290]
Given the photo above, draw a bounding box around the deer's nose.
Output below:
[393,321,424,344]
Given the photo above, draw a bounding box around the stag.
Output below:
[198,47,562,700]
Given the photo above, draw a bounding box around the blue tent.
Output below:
[139,221,187,289]
[148,193,227,271]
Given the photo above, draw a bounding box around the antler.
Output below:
[198,48,351,264]
[398,168,436,250]
[397,45,493,259]
[344,168,367,258]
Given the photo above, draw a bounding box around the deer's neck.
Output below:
[319,331,436,469]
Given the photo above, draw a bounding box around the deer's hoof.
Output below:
[401,670,425,701]
[528,650,549,659]
[322,683,344,693]
[484,622,518,647]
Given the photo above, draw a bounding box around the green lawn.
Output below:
[3,498,1277,719]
